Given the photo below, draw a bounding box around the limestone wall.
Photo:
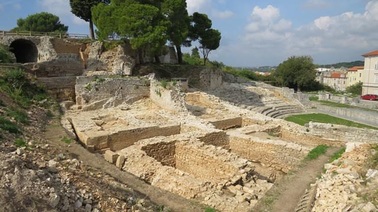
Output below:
[199,68,223,90]
[175,143,239,182]
[315,105,378,127]
[198,131,230,149]
[209,117,243,130]
[142,142,176,167]
[150,80,187,112]
[75,76,150,110]
[109,125,181,151]
[307,122,378,143]
[280,129,344,147]
[229,135,307,173]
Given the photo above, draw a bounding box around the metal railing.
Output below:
[0,30,89,39]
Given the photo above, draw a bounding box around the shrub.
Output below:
[0,44,14,63]
[345,82,362,96]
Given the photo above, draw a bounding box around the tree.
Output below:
[161,0,190,64]
[346,82,363,95]
[274,56,316,92]
[92,1,169,64]
[189,12,221,65]
[12,12,68,32]
[69,0,110,39]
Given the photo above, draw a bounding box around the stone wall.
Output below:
[75,124,181,151]
[315,105,378,127]
[150,80,187,112]
[198,131,230,149]
[280,129,344,147]
[199,68,223,90]
[307,122,378,143]
[175,142,239,182]
[75,76,150,110]
[209,117,243,130]
[229,135,308,173]
[142,142,176,167]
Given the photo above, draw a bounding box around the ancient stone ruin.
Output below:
[60,67,367,211]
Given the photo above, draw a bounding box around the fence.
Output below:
[0,30,89,39]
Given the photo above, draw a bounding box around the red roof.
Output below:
[362,50,378,57]
[331,72,341,78]
[348,66,364,71]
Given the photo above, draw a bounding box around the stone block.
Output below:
[116,155,126,169]
[104,150,119,164]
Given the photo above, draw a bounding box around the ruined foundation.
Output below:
[65,78,344,212]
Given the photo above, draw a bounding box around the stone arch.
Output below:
[9,39,38,63]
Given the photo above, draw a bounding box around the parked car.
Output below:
[361,94,378,101]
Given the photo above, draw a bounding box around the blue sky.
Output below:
[0,0,377,67]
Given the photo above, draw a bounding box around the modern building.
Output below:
[362,50,378,95]
[322,71,348,91]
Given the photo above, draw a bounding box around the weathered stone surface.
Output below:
[104,150,118,164]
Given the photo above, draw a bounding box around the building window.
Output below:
[375,74,378,83]
[359,73,361,77]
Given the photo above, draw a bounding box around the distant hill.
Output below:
[318,60,364,68]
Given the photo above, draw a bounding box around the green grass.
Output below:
[61,136,72,144]
[329,147,346,162]
[306,145,329,160]
[285,113,378,130]
[0,116,20,134]
[205,207,217,212]
[6,107,29,124]
[316,100,352,108]
[14,138,26,147]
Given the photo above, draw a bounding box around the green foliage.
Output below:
[306,145,329,160]
[0,68,48,108]
[12,12,68,32]
[61,136,72,144]
[69,0,110,38]
[319,61,364,68]
[189,12,221,65]
[103,40,124,51]
[6,107,29,124]
[285,113,378,130]
[345,82,362,96]
[0,116,20,134]
[0,44,14,63]
[162,0,190,64]
[370,145,378,169]
[182,52,203,65]
[330,147,346,162]
[14,138,27,147]
[205,207,217,212]
[274,56,316,91]
[160,79,169,89]
[309,96,319,101]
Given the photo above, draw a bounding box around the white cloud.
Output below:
[251,5,280,22]
[234,1,378,66]
[212,10,234,19]
[186,0,210,14]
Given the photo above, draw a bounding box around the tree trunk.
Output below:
[89,19,95,40]
[175,45,183,64]
[155,55,161,64]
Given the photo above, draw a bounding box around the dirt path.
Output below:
[253,147,341,212]
[43,116,204,212]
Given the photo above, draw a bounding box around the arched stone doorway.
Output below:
[9,39,38,63]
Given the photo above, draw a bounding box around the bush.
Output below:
[0,68,48,107]
[0,44,14,63]
[346,82,362,96]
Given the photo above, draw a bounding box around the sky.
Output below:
[0,0,377,67]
